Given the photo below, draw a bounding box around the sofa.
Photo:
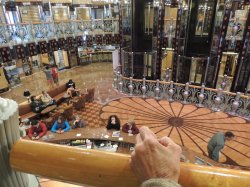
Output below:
[18,84,67,120]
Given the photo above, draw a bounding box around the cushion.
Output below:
[56,84,67,94]
[54,93,65,102]
[47,88,58,98]
[18,104,32,116]
[20,112,38,119]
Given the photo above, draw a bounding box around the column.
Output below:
[0,97,29,187]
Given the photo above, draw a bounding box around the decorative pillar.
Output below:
[232,7,250,92]
[0,97,29,187]
[156,0,165,79]
[172,3,182,82]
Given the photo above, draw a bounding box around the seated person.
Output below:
[28,119,47,140]
[66,79,80,98]
[106,115,120,130]
[41,91,56,106]
[122,119,139,135]
[51,116,70,134]
[30,96,46,113]
[72,115,86,129]
[66,79,76,89]
[66,86,76,98]
[19,118,31,137]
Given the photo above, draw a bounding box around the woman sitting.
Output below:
[41,91,56,106]
[122,119,139,135]
[106,115,120,130]
[51,116,70,134]
[66,79,80,98]
[72,115,86,129]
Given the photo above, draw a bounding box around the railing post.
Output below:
[119,74,123,93]
[168,81,174,102]
[142,78,147,98]
[128,77,133,96]
[182,82,189,104]
[212,88,223,112]
[228,92,241,116]
[155,79,160,100]
[197,84,205,107]
[165,68,170,82]
[221,74,228,90]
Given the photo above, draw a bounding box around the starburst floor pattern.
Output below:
[100,97,250,168]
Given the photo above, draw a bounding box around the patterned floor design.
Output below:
[73,102,106,128]
[99,97,250,168]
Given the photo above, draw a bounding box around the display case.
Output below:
[225,6,248,50]
[52,6,70,21]
[195,0,215,37]
[161,48,174,80]
[189,57,207,85]
[216,52,238,91]
[76,7,91,20]
[19,5,41,23]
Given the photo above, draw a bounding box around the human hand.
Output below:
[128,130,132,134]
[35,136,40,140]
[61,130,64,133]
[31,136,36,140]
[56,130,61,134]
[130,126,182,183]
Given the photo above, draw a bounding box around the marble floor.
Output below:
[0,62,124,104]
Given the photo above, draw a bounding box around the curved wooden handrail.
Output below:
[10,139,250,187]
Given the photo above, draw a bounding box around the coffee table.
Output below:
[41,105,57,115]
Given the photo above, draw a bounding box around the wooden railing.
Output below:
[10,139,250,187]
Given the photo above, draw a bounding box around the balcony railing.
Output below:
[113,71,250,119]
[0,19,119,47]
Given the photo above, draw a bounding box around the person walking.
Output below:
[51,65,59,86]
[43,66,53,89]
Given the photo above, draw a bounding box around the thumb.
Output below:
[158,136,173,147]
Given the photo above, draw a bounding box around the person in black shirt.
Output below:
[106,115,120,130]
[66,79,76,89]
[66,79,78,98]
[30,96,46,113]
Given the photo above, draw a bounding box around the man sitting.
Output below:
[72,115,86,129]
[41,91,56,106]
[51,116,70,134]
[30,96,46,113]
[28,119,47,140]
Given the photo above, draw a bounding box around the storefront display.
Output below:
[216,52,238,91]
[4,65,21,87]
[0,67,9,92]
[54,50,69,70]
